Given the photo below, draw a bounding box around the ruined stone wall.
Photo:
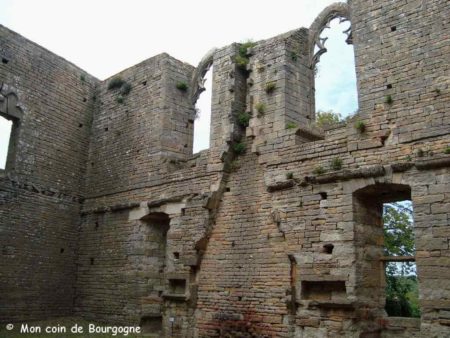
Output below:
[0,0,449,337]
[0,25,98,322]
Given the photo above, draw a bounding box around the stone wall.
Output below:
[0,24,98,322]
[0,0,449,337]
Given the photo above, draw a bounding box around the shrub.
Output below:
[80,74,86,82]
[176,81,188,91]
[330,157,343,171]
[313,166,326,175]
[354,120,366,133]
[290,51,298,62]
[235,55,249,70]
[286,172,294,179]
[265,82,276,94]
[385,95,393,105]
[255,102,266,116]
[108,77,125,90]
[445,147,450,154]
[233,142,246,155]
[286,122,297,129]
[120,83,132,96]
[236,40,256,70]
[237,112,251,127]
[316,110,341,127]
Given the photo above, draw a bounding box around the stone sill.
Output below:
[162,293,188,301]
[298,299,354,309]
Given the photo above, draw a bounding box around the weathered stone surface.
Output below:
[0,0,449,336]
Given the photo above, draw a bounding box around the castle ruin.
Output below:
[1,1,450,337]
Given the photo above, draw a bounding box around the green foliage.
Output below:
[286,172,294,179]
[236,40,256,70]
[385,95,393,105]
[330,157,343,171]
[313,166,326,175]
[290,51,298,62]
[445,146,450,154]
[416,148,424,157]
[383,202,420,318]
[116,95,124,104]
[255,102,266,116]
[286,122,297,129]
[406,155,412,162]
[176,81,188,91]
[108,77,125,90]
[80,74,86,82]
[237,112,251,127]
[354,120,366,133]
[316,110,342,128]
[233,142,246,155]
[120,82,132,96]
[265,81,276,94]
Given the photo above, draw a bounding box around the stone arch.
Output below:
[190,48,217,105]
[0,84,23,171]
[308,2,352,69]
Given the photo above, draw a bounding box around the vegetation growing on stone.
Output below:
[236,40,256,70]
[330,157,343,171]
[108,77,125,90]
[255,102,266,116]
[286,122,297,129]
[176,81,188,91]
[116,95,124,104]
[286,172,294,179]
[265,81,276,94]
[354,120,366,133]
[416,148,424,157]
[385,95,393,105]
[290,51,298,62]
[237,112,251,127]
[233,142,246,155]
[313,166,326,175]
[120,83,132,96]
[445,147,450,154]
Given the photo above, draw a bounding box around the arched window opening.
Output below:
[193,66,212,153]
[0,117,12,169]
[353,184,421,318]
[314,18,358,121]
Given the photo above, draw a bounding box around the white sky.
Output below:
[0,0,356,161]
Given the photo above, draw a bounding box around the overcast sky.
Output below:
[0,0,356,164]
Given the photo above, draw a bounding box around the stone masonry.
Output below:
[1,0,449,337]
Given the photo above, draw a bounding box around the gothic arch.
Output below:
[190,48,217,105]
[308,2,352,68]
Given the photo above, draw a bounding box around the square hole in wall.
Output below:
[173,252,180,260]
[140,316,162,334]
[301,280,346,301]
[169,279,186,294]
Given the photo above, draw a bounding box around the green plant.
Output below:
[433,88,441,95]
[286,172,294,179]
[416,148,424,157]
[354,120,366,133]
[445,147,450,154]
[316,110,342,127]
[80,74,86,82]
[116,95,124,104]
[239,40,256,57]
[290,51,298,62]
[176,81,188,91]
[406,155,412,162]
[313,166,326,175]
[330,157,343,171]
[237,112,251,127]
[385,95,393,105]
[265,81,276,94]
[236,40,256,70]
[255,102,266,116]
[233,142,246,155]
[120,82,132,96]
[286,122,297,129]
[108,77,125,90]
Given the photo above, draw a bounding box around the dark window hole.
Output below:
[181,208,186,216]
[391,26,397,32]
[2,57,9,64]
[226,187,230,192]
[60,248,65,254]
[83,97,87,102]
[387,84,393,89]
[142,81,147,86]
[95,221,99,230]
[90,258,94,265]
[238,296,242,301]
[104,127,108,131]
[173,252,180,260]
[322,244,334,254]
[78,123,83,128]
[319,192,327,200]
